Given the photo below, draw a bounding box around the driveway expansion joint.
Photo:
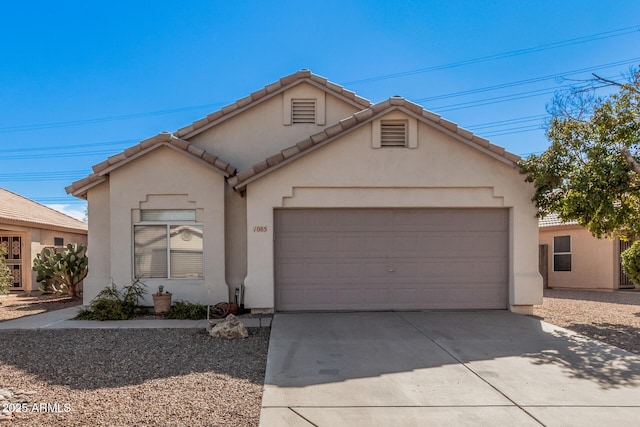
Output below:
[394,311,546,426]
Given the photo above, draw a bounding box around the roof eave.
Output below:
[0,216,87,234]
[232,102,519,191]
[178,75,371,140]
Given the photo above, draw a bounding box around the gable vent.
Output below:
[292,100,316,124]
[381,121,407,147]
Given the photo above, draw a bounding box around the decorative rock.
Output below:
[209,314,248,339]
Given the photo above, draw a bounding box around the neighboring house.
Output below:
[67,70,543,314]
[0,187,88,293]
[538,213,632,290]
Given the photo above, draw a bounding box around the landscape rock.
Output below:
[208,314,248,339]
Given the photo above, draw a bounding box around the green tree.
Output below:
[0,245,12,295]
[521,68,640,286]
[521,68,640,239]
[33,243,88,299]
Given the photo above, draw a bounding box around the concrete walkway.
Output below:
[0,306,271,329]
[260,311,640,427]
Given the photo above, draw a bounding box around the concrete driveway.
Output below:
[260,311,640,426]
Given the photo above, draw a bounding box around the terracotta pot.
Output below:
[229,303,239,315]
[152,293,172,314]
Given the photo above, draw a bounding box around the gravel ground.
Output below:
[2,288,638,425]
[0,294,81,322]
[532,288,640,355]
[0,328,270,426]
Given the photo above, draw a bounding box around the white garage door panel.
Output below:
[275,208,509,311]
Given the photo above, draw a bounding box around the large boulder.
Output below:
[209,314,248,339]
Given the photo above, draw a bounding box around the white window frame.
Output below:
[133,210,203,280]
[553,235,572,272]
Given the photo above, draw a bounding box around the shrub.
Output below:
[0,245,11,295]
[33,243,88,299]
[167,300,208,320]
[76,280,147,320]
[621,240,640,289]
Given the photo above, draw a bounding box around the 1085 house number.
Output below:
[253,226,268,232]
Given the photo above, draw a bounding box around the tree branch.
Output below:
[592,73,624,88]
[622,147,640,175]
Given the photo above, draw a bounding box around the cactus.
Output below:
[33,243,88,299]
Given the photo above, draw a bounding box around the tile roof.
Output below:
[66,132,236,198]
[229,96,521,191]
[67,69,372,199]
[173,69,371,139]
[538,213,580,228]
[0,187,87,233]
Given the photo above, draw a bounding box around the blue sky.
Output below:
[1,1,639,221]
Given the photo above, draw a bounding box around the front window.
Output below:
[134,210,203,279]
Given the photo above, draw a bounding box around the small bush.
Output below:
[621,240,640,289]
[76,280,147,320]
[167,300,208,320]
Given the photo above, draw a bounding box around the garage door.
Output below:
[274,208,508,311]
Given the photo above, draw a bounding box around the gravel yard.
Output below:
[532,288,640,355]
[0,294,81,322]
[1,287,638,425]
[0,328,270,426]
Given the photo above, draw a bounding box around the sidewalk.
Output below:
[0,306,272,330]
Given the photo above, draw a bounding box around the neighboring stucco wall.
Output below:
[103,145,227,306]
[189,83,361,170]
[0,223,87,294]
[539,226,617,290]
[242,111,543,312]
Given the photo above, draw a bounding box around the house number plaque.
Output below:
[253,226,268,232]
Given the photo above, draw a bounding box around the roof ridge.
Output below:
[229,96,520,190]
[68,69,372,198]
[0,187,87,230]
[173,69,372,139]
[67,132,237,197]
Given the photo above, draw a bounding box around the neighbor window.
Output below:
[54,237,64,247]
[553,235,571,272]
[134,210,203,279]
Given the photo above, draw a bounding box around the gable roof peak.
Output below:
[175,70,372,140]
[229,97,522,191]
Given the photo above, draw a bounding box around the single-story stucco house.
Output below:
[0,187,88,293]
[67,70,543,314]
[538,213,634,290]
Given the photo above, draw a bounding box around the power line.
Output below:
[343,25,640,85]
[0,102,229,134]
[0,138,139,154]
[412,57,640,103]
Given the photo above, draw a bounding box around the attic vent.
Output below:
[381,121,407,147]
[291,99,316,124]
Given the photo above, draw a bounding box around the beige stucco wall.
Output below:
[539,226,617,290]
[89,145,228,306]
[189,83,362,170]
[242,110,543,312]
[84,181,111,303]
[188,85,364,298]
[0,223,87,294]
